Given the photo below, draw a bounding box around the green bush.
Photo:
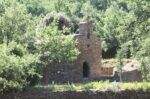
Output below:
[0,42,40,92]
[137,37,150,57]
[140,57,150,81]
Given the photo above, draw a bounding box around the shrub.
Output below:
[140,57,150,81]
[0,42,40,92]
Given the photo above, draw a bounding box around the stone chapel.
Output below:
[41,22,114,84]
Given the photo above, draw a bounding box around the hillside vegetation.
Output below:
[0,0,149,92]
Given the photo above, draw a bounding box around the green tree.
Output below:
[137,36,150,57]
[35,19,79,65]
[140,57,150,81]
[93,0,150,58]
[0,1,36,44]
[116,44,129,82]
[19,0,48,16]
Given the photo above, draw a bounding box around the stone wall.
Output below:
[111,70,143,82]
[122,70,143,82]
[41,62,83,84]
[1,90,150,99]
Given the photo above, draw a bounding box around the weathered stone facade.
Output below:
[121,70,142,82]
[41,22,114,84]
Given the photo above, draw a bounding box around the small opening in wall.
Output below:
[87,44,90,48]
[83,62,90,78]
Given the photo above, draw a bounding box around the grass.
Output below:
[33,81,150,92]
[122,82,150,90]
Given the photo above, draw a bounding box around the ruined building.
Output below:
[41,22,114,84]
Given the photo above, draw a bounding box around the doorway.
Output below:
[83,62,90,78]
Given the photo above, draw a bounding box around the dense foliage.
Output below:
[0,0,79,92]
[0,42,39,92]
[14,0,150,58]
[0,0,149,92]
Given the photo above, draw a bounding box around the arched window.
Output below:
[83,62,90,78]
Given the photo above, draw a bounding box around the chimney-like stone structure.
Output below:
[76,22,102,78]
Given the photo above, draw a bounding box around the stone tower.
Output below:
[41,22,114,84]
[75,22,102,79]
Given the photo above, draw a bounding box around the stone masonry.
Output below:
[41,22,114,84]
